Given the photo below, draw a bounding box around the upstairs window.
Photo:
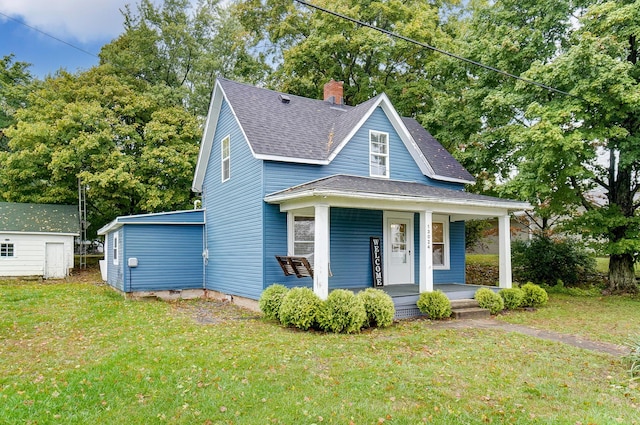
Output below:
[0,242,14,257]
[370,130,389,177]
[221,135,230,182]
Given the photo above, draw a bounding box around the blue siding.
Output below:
[118,210,204,225]
[122,224,204,291]
[264,107,464,193]
[433,221,466,284]
[203,99,264,300]
[105,229,124,291]
[262,203,306,288]
[329,208,383,289]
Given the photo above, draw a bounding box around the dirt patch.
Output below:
[428,318,628,356]
[173,299,262,325]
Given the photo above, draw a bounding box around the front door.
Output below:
[385,213,414,284]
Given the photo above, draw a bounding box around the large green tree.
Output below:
[0,55,35,153]
[0,66,200,235]
[100,0,269,117]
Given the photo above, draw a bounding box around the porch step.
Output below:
[450,299,490,319]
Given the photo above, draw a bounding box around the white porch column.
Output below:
[419,210,434,293]
[313,204,330,300]
[498,214,512,289]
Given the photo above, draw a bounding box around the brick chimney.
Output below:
[323,79,344,105]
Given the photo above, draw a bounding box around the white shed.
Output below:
[0,202,79,278]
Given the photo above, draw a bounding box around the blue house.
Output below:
[190,78,528,304]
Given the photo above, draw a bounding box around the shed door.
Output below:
[45,243,65,279]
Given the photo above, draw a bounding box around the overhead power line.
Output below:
[294,0,578,99]
[0,10,100,60]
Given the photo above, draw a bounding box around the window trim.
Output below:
[369,130,390,178]
[113,232,119,266]
[0,242,15,258]
[432,215,450,270]
[221,135,230,182]
[287,210,315,259]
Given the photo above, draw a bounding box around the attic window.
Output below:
[369,130,389,178]
[0,242,14,257]
[221,135,230,182]
[279,94,291,104]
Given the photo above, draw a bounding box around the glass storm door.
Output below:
[386,217,413,284]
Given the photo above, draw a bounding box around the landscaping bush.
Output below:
[258,284,289,320]
[279,287,322,330]
[499,287,525,310]
[512,235,597,287]
[317,289,367,333]
[417,290,451,319]
[474,287,504,314]
[625,336,640,379]
[520,282,549,308]
[356,288,395,328]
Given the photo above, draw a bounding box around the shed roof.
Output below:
[0,202,79,235]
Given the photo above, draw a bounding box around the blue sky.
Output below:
[0,0,132,78]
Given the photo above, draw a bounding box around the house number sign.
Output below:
[370,237,384,287]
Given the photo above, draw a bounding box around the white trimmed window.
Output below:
[369,130,389,177]
[221,135,230,182]
[432,217,449,269]
[288,213,315,262]
[113,233,119,265]
[0,242,15,258]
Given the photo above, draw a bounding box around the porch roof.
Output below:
[264,174,530,216]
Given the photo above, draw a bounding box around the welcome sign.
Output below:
[370,237,384,287]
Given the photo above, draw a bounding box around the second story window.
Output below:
[221,135,230,182]
[370,130,389,177]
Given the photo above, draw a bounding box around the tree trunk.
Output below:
[608,253,637,293]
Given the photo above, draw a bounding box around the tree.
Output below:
[0,54,35,154]
[100,0,269,117]
[440,0,640,292]
[235,0,457,108]
[0,66,200,236]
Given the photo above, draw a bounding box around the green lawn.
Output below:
[1,274,639,424]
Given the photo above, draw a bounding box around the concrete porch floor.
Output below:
[357,283,499,320]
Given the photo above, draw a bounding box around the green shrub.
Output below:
[356,288,395,328]
[512,235,596,286]
[417,290,451,320]
[279,287,322,330]
[520,282,549,308]
[499,287,525,310]
[625,336,640,379]
[474,287,504,314]
[258,284,289,320]
[317,290,367,333]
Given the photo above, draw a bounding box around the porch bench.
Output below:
[275,255,314,278]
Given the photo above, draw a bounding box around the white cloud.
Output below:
[0,0,131,43]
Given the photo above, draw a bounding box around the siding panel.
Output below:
[203,99,264,300]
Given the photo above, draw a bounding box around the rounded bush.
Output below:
[474,287,504,315]
[259,284,289,320]
[520,282,549,308]
[417,290,451,320]
[356,288,395,328]
[279,287,322,330]
[317,289,367,333]
[499,288,525,310]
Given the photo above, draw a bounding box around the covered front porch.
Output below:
[265,175,530,301]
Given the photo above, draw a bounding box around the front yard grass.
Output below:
[1,274,639,424]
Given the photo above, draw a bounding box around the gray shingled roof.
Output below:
[217,78,473,182]
[0,202,79,234]
[265,175,528,209]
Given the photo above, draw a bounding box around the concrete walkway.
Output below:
[429,318,628,356]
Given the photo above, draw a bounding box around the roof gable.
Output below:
[192,78,475,191]
[0,202,79,234]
